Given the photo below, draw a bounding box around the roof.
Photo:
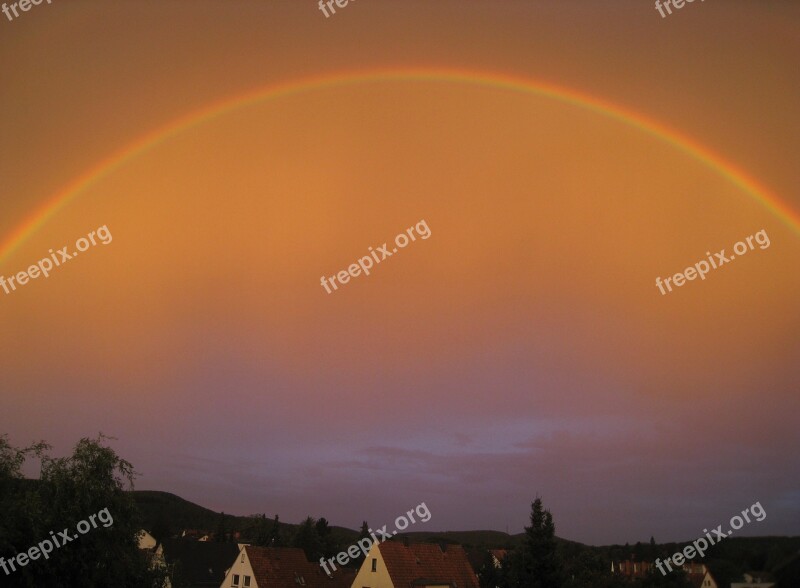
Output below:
[379,542,480,588]
[683,562,708,575]
[244,546,355,588]
[489,549,508,562]
[160,538,240,587]
[688,570,719,588]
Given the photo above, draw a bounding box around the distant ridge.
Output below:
[133,490,230,532]
[131,490,800,566]
[130,491,524,548]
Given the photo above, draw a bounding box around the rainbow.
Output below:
[1,68,798,264]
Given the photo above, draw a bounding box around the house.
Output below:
[156,538,241,588]
[220,545,355,588]
[683,562,719,588]
[138,529,158,550]
[489,549,508,568]
[612,559,718,587]
[611,559,652,579]
[351,541,479,588]
[183,529,214,542]
[731,571,776,588]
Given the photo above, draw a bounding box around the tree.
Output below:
[292,516,323,562]
[505,497,564,588]
[315,517,337,560]
[215,512,229,542]
[0,434,166,587]
[254,514,271,547]
[268,514,283,547]
[347,520,372,567]
[648,537,658,561]
[639,566,693,588]
[357,520,371,546]
[150,510,173,543]
[0,436,49,564]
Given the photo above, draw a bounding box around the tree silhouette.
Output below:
[215,512,229,542]
[268,514,283,547]
[254,514,271,547]
[0,434,166,587]
[315,517,337,559]
[505,497,563,588]
[151,511,173,542]
[292,516,323,561]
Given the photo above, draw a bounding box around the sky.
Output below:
[0,0,798,546]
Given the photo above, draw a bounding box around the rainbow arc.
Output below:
[1,68,797,264]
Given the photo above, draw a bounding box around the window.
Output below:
[232,575,240,587]
[243,576,251,587]
[241,553,245,563]
[371,558,377,572]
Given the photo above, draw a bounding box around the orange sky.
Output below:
[0,0,798,545]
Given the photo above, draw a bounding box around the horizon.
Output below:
[131,488,800,550]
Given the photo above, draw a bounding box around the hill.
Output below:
[133,490,239,534]
[131,490,355,543]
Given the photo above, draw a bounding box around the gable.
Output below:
[350,541,394,588]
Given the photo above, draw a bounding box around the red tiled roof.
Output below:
[380,542,480,588]
[244,546,355,588]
